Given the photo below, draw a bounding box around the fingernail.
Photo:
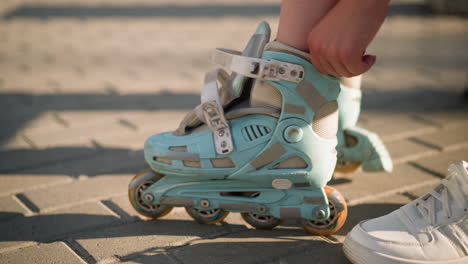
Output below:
[363,55,376,65]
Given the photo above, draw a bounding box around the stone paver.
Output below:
[386,138,437,163]
[334,163,441,204]
[168,228,330,264]
[0,242,85,264]
[0,174,72,196]
[414,111,468,128]
[412,147,468,177]
[0,0,467,263]
[359,113,438,142]
[74,211,246,263]
[0,196,29,221]
[103,194,140,221]
[16,148,145,177]
[22,175,131,212]
[124,254,175,264]
[412,124,468,151]
[0,147,103,174]
[0,202,120,251]
[269,242,349,264]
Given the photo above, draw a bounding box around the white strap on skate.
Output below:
[211,48,305,83]
[197,69,234,155]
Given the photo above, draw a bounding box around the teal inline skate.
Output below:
[335,77,393,174]
[128,22,348,235]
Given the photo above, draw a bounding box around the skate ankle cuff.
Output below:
[264,41,310,61]
[211,48,305,83]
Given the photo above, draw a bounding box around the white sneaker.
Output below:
[343,161,468,264]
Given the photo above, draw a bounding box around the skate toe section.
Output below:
[338,126,393,173]
[144,114,278,178]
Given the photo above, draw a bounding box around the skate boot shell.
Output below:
[335,84,393,174]
[129,22,347,234]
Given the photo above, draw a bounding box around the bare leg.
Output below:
[277,0,338,52]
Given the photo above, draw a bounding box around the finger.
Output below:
[362,55,377,69]
[329,57,354,77]
[319,56,339,77]
[346,54,377,76]
[309,53,326,75]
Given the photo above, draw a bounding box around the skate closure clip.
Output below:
[198,69,234,155]
[212,48,304,83]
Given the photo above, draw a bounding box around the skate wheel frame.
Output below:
[302,186,347,235]
[241,212,283,230]
[185,207,229,225]
[128,170,173,219]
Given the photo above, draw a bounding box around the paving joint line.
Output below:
[409,114,443,128]
[408,137,442,151]
[90,139,104,149]
[99,199,135,221]
[14,192,40,213]
[10,193,35,216]
[118,118,138,131]
[64,238,97,264]
[19,133,38,149]
[400,191,419,200]
[441,142,468,152]
[51,111,69,127]
[408,161,445,179]
[412,114,467,130]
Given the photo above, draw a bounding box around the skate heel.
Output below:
[335,84,393,174]
[337,127,393,173]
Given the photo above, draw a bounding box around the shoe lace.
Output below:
[415,166,468,225]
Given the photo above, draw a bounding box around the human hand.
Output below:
[307,0,390,77]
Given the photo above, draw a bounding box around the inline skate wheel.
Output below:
[335,133,361,174]
[335,161,360,174]
[185,207,229,225]
[241,212,283,230]
[128,170,173,219]
[301,186,347,235]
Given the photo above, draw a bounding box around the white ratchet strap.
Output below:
[197,69,234,155]
[211,48,305,83]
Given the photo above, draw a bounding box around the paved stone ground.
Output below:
[0,0,467,263]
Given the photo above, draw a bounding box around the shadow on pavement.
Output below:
[0,202,403,263]
[0,147,145,175]
[0,91,199,147]
[2,3,430,20]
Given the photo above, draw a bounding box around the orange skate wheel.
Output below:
[302,186,348,235]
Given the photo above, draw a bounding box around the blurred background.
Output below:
[0,0,467,263]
